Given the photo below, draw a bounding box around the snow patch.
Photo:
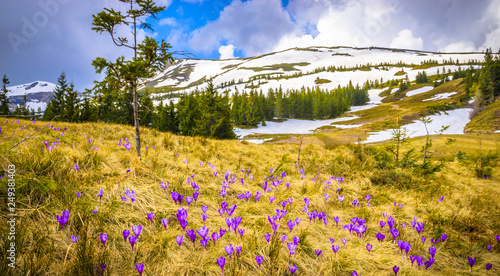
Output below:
[361,108,472,144]
[406,86,434,97]
[423,92,457,101]
[234,116,360,138]
[244,138,273,144]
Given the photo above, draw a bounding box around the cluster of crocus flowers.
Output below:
[117,138,132,150]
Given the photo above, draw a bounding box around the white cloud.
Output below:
[218,44,236,59]
[479,0,500,51]
[273,0,408,52]
[189,0,296,56]
[441,41,477,53]
[159,17,177,26]
[390,29,423,50]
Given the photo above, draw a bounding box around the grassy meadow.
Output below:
[1,115,499,275]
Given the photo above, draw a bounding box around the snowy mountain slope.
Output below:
[144,46,484,100]
[6,81,56,112]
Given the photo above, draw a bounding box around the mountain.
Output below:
[142,46,485,104]
[6,81,56,112]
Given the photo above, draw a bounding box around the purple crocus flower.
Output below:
[74,164,79,172]
[129,235,138,251]
[315,249,323,257]
[468,257,476,271]
[123,229,130,243]
[287,220,295,232]
[429,247,436,258]
[497,235,500,244]
[146,212,156,224]
[269,197,275,203]
[431,238,439,245]
[342,239,347,246]
[289,264,297,275]
[421,237,426,244]
[57,210,70,231]
[100,233,108,246]
[197,226,209,240]
[193,192,199,202]
[333,216,340,227]
[225,244,234,258]
[265,233,271,244]
[176,236,183,251]
[393,265,399,275]
[410,255,417,267]
[366,243,372,257]
[380,220,386,229]
[352,271,359,276]
[71,235,80,243]
[96,189,103,200]
[212,232,220,245]
[159,181,169,191]
[376,233,385,242]
[235,246,242,256]
[162,218,169,229]
[441,234,447,242]
[132,225,143,238]
[200,239,209,250]
[187,229,197,245]
[438,196,444,202]
[425,257,435,269]
[256,255,263,268]
[486,263,492,271]
[185,196,193,206]
[390,228,399,241]
[76,192,82,198]
[217,256,226,275]
[416,222,424,234]
[238,229,245,238]
[96,263,107,274]
[332,245,339,258]
[136,263,144,276]
[487,244,492,251]
[338,195,345,203]
[201,206,208,213]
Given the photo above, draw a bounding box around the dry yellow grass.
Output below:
[0,118,499,275]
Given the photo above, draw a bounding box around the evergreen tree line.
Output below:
[457,49,499,105]
[231,82,369,126]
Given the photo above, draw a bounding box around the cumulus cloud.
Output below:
[273,0,413,52]
[188,0,296,56]
[390,29,423,50]
[218,44,236,59]
[441,41,477,53]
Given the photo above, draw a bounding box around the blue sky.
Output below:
[1,0,499,91]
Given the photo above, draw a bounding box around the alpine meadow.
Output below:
[1,0,500,276]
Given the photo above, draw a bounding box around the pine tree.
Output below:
[43,72,79,122]
[64,82,80,122]
[0,74,11,115]
[92,0,174,157]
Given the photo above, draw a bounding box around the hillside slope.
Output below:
[143,47,484,103]
[1,118,499,275]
